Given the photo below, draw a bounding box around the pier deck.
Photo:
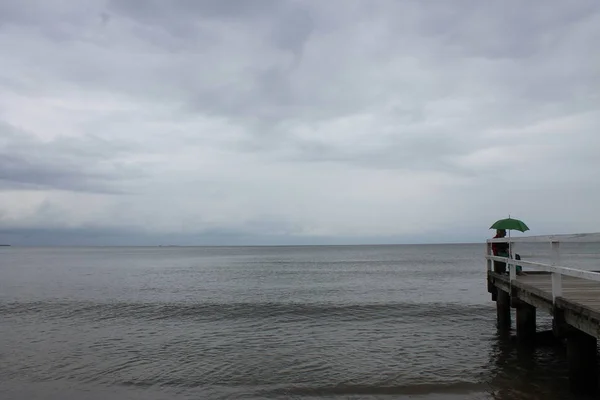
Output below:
[489,271,600,338]
[485,232,600,395]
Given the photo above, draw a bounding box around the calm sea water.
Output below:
[1,243,599,400]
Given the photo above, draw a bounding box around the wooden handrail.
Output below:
[486,255,600,282]
[487,232,600,244]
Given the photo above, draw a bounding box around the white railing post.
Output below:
[509,258,516,281]
[551,241,562,301]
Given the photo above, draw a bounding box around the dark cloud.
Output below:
[0,122,140,193]
[111,0,283,22]
[270,4,315,59]
[107,0,285,47]
[0,153,115,193]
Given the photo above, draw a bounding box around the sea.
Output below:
[1,243,599,400]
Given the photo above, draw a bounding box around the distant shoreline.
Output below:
[0,243,482,248]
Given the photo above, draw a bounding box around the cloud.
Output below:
[0,121,143,193]
[0,0,599,244]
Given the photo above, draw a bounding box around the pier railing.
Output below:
[485,232,600,303]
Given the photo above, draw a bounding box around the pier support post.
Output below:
[488,273,497,301]
[567,329,598,395]
[516,303,536,346]
[496,289,511,331]
[552,306,568,338]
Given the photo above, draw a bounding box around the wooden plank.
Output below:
[511,286,553,313]
[512,281,553,303]
[558,298,600,339]
[566,296,600,300]
[570,299,600,305]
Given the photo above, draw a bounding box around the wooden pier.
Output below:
[486,233,600,395]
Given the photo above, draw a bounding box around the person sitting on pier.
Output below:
[492,229,509,274]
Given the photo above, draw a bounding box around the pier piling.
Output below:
[496,289,511,331]
[515,303,536,346]
[567,329,598,395]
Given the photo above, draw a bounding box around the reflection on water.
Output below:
[486,332,583,400]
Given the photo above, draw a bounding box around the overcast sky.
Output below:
[1,0,599,245]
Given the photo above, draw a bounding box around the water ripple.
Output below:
[0,300,494,323]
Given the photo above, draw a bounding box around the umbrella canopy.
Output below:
[490,217,529,233]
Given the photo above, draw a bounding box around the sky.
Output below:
[0,0,599,246]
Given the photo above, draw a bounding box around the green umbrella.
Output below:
[489,217,529,232]
[489,217,529,274]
